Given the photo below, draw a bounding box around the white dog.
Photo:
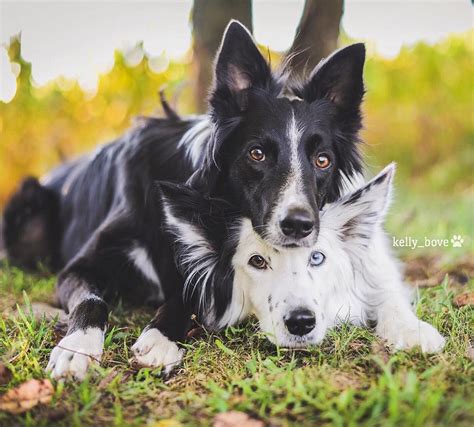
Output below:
[142,163,445,373]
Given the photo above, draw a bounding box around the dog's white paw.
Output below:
[46,328,104,380]
[131,328,184,375]
[377,319,445,353]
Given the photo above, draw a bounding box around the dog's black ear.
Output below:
[156,181,231,239]
[157,181,208,226]
[298,43,365,111]
[211,20,275,111]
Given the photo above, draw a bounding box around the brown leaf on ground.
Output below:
[186,326,205,339]
[466,347,474,361]
[404,255,441,284]
[98,368,119,390]
[330,371,362,390]
[0,379,54,414]
[213,411,264,427]
[349,340,366,352]
[453,292,474,307]
[0,362,12,385]
[371,340,390,364]
[404,256,473,288]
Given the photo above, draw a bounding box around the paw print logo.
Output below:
[451,235,464,248]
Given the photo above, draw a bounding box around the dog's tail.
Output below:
[159,89,180,121]
[2,177,62,271]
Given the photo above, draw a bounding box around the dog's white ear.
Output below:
[322,163,395,245]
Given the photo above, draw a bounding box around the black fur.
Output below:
[3,177,61,270]
[2,21,367,357]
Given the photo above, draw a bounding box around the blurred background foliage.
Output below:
[0,30,472,209]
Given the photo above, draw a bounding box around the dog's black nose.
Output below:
[284,308,316,336]
[280,209,314,239]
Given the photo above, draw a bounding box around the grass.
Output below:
[0,191,473,426]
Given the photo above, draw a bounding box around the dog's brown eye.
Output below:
[249,147,265,162]
[248,255,268,270]
[315,154,330,169]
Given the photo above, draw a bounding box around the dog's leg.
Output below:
[46,273,108,380]
[45,214,137,380]
[374,289,445,353]
[358,231,446,353]
[132,293,192,375]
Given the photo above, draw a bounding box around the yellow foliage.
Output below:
[0,32,472,207]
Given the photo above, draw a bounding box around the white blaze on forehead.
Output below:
[263,110,316,246]
[287,111,304,197]
[277,111,310,213]
[265,111,312,246]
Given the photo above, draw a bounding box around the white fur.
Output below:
[339,170,366,196]
[66,281,103,313]
[226,164,445,352]
[162,200,218,322]
[178,116,212,168]
[162,164,445,357]
[132,328,184,375]
[129,245,164,301]
[46,328,104,380]
[266,111,314,247]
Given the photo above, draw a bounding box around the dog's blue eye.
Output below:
[310,251,325,266]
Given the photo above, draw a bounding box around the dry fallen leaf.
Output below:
[453,292,474,307]
[330,371,362,390]
[371,340,390,364]
[349,340,366,352]
[213,411,264,427]
[186,326,205,339]
[0,379,54,414]
[0,362,12,385]
[466,347,474,361]
[98,368,119,390]
[404,256,472,288]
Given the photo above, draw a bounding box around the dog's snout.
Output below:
[284,308,316,336]
[280,208,314,239]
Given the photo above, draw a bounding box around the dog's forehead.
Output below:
[243,95,331,139]
[244,96,292,131]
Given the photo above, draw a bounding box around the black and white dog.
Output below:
[151,164,445,372]
[3,21,409,380]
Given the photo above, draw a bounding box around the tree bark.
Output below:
[287,0,344,78]
[192,0,253,112]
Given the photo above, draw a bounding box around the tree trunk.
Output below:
[287,0,344,78]
[192,0,253,112]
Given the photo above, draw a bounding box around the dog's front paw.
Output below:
[131,328,184,375]
[46,328,104,380]
[377,319,445,353]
